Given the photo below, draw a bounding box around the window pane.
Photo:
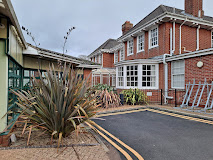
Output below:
[142,64,157,88]
[172,60,185,88]
[126,65,138,87]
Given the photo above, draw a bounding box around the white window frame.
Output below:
[211,30,213,48]
[120,47,125,61]
[99,54,102,64]
[137,33,145,53]
[117,66,124,87]
[116,63,159,89]
[149,26,158,49]
[127,39,134,56]
[171,60,185,89]
[126,65,138,87]
[95,56,98,63]
[114,52,118,63]
[142,64,157,89]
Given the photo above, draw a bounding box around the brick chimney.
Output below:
[185,0,204,17]
[122,21,133,35]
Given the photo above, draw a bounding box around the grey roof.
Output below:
[88,39,121,57]
[149,55,164,60]
[27,43,100,66]
[120,4,213,39]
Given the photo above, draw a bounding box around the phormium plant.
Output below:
[10,64,99,147]
[97,89,120,108]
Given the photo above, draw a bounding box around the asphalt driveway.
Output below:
[94,110,213,160]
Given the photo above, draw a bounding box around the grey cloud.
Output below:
[11,0,213,57]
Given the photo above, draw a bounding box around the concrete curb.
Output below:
[97,106,146,115]
[97,106,213,121]
[0,143,99,150]
[87,128,109,152]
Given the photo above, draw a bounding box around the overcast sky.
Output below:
[11,0,213,57]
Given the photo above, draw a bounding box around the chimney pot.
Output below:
[122,21,133,35]
[185,0,204,17]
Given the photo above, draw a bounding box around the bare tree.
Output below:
[78,55,89,60]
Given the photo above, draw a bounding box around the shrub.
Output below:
[122,89,147,105]
[94,83,114,92]
[97,90,121,108]
[10,64,98,144]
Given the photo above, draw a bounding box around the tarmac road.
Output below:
[94,110,213,160]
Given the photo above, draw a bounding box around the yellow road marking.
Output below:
[97,108,213,126]
[96,109,147,117]
[91,122,144,160]
[85,122,133,160]
[181,116,192,119]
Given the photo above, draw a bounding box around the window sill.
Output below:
[137,50,145,54]
[127,53,134,57]
[149,45,158,50]
[170,88,185,91]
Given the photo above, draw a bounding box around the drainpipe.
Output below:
[179,18,187,54]
[173,21,175,54]
[163,54,170,104]
[170,28,173,55]
[196,25,200,51]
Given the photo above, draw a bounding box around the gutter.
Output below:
[114,59,161,67]
[166,48,213,62]
[5,0,27,48]
[118,11,213,43]
[117,12,167,42]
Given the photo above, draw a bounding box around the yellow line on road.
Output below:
[96,109,147,118]
[91,121,144,160]
[85,122,133,160]
[97,108,213,126]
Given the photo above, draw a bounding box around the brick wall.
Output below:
[102,52,115,68]
[185,0,204,17]
[0,135,10,147]
[124,22,212,60]
[117,54,213,106]
[83,69,92,85]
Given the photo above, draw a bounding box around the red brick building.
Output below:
[89,0,213,105]
[88,39,122,86]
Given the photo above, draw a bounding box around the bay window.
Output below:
[116,63,158,89]
[171,60,185,89]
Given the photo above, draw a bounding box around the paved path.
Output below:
[0,145,109,160]
[94,110,213,160]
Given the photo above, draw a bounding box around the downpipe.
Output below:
[163,54,170,104]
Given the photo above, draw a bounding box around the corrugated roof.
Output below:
[27,43,100,66]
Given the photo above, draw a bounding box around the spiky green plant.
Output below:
[11,64,98,142]
[94,83,114,92]
[122,89,148,105]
